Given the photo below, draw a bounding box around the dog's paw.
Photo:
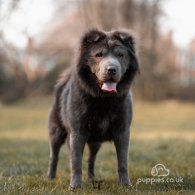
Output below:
[68,184,82,190]
[47,173,56,180]
[119,178,132,187]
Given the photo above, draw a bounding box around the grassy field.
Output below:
[0,98,195,194]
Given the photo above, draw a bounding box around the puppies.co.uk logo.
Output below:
[151,163,170,177]
[137,163,183,185]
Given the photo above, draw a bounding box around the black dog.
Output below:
[47,29,139,189]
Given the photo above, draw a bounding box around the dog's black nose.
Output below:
[107,67,117,75]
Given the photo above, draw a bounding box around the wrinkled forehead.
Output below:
[90,35,127,53]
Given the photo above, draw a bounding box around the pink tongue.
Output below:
[101,82,117,93]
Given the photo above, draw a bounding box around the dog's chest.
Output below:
[86,114,114,141]
[88,114,110,132]
[82,102,124,141]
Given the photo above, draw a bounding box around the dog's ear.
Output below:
[113,30,139,72]
[113,30,136,53]
[81,29,106,44]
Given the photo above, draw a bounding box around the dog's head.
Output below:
[76,29,140,97]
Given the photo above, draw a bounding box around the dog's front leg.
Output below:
[69,133,86,189]
[113,130,131,186]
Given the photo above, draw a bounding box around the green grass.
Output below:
[0,98,195,194]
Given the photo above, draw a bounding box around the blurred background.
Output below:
[0,0,195,103]
[0,1,195,193]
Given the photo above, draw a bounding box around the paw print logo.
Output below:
[151,164,170,177]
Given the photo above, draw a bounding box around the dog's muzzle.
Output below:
[98,56,121,93]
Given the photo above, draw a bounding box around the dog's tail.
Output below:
[55,67,72,96]
[49,67,72,131]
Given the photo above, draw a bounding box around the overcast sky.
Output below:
[0,0,55,48]
[1,0,195,48]
[161,0,195,48]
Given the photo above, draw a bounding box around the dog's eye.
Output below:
[117,53,124,57]
[96,52,103,57]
